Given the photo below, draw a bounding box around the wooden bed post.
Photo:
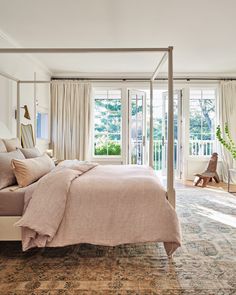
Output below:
[16,81,21,139]
[167,47,176,208]
[149,52,168,169]
[149,80,154,168]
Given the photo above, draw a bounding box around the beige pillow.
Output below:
[19,147,42,159]
[12,154,55,187]
[0,139,7,152]
[3,138,22,152]
[0,150,25,189]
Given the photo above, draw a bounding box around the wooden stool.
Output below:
[194,153,220,187]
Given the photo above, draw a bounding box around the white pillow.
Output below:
[3,138,22,152]
[0,139,7,153]
[0,150,25,189]
[19,147,42,159]
[12,154,55,187]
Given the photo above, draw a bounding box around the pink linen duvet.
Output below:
[16,163,181,256]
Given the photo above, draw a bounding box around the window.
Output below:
[36,112,49,140]
[189,89,216,156]
[93,89,122,156]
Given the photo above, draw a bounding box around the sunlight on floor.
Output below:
[193,205,236,227]
[206,197,236,209]
[202,187,228,193]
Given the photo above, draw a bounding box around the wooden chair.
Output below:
[194,152,220,187]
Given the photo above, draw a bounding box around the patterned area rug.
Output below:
[0,187,236,294]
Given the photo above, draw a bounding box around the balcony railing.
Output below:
[131,139,178,170]
[189,139,215,156]
[153,140,178,171]
[131,139,215,171]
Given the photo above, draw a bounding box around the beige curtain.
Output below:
[219,81,236,183]
[51,81,91,160]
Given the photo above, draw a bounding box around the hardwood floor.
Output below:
[157,171,236,194]
[177,178,236,194]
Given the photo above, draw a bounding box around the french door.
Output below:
[161,90,183,178]
[127,88,182,178]
[128,90,147,165]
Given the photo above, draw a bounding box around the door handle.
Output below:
[142,135,146,146]
[162,136,165,146]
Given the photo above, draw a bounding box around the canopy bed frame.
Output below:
[0,47,175,241]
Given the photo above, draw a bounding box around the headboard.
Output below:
[0,122,12,139]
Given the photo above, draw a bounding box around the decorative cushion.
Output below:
[19,147,42,159]
[0,150,25,189]
[0,139,7,152]
[12,154,55,187]
[3,138,22,152]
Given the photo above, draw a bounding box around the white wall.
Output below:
[0,35,51,151]
[0,76,17,137]
[0,77,12,131]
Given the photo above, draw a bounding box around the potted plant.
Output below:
[216,123,236,164]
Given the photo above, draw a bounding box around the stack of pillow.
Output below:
[0,138,55,189]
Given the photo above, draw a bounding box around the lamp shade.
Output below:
[21,105,31,120]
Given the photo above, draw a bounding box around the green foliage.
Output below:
[94,99,122,156]
[95,141,121,156]
[189,98,215,140]
[131,104,142,116]
[108,141,121,155]
[216,123,236,159]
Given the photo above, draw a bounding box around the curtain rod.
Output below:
[51,77,236,82]
[4,76,236,84]
[18,77,236,84]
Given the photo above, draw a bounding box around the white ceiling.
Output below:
[0,0,236,76]
[33,52,167,75]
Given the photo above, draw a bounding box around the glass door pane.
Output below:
[161,90,182,178]
[128,90,146,165]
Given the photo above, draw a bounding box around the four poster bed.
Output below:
[0,47,181,256]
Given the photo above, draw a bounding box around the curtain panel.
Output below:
[51,81,92,160]
[219,81,236,183]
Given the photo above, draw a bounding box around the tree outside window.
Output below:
[189,89,216,156]
[94,90,122,156]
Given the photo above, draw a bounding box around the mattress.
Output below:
[0,185,26,216]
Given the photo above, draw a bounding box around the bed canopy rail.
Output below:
[0,46,175,208]
[0,48,169,53]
